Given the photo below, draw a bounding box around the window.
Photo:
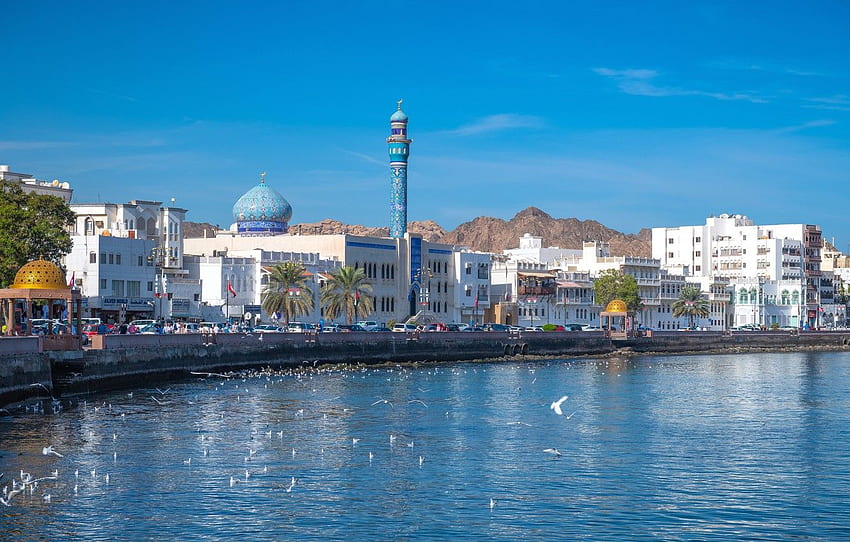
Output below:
[668,252,674,258]
[694,251,701,257]
[127,281,141,297]
[100,279,107,290]
[116,254,122,265]
[138,255,143,266]
[695,237,701,243]
[695,266,701,272]
[89,252,97,264]
[147,281,154,292]
[466,264,472,275]
[100,253,106,263]
[112,280,124,296]
[108,254,114,264]
[668,238,674,244]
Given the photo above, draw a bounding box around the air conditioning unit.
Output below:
[75,278,83,286]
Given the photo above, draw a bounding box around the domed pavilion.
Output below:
[0,259,83,349]
[232,172,292,236]
[600,299,629,339]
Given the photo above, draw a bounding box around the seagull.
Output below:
[151,396,168,406]
[285,477,296,492]
[156,387,171,395]
[490,498,496,511]
[407,399,428,408]
[564,409,579,420]
[42,445,64,457]
[550,395,569,416]
[371,398,393,408]
[543,448,562,457]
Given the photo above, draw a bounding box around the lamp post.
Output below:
[148,247,167,321]
[525,296,538,328]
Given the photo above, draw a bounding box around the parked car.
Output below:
[370,326,392,332]
[286,322,315,332]
[321,324,340,333]
[355,321,379,331]
[524,326,544,332]
[483,323,510,332]
[392,323,417,333]
[129,319,156,329]
[254,324,284,333]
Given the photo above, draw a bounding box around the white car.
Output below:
[355,321,379,331]
[254,324,284,333]
[392,323,417,333]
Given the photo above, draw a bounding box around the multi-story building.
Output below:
[652,214,825,328]
[67,200,191,322]
[0,164,73,203]
[453,249,491,325]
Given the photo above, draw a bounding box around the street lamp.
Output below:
[525,296,538,328]
[148,247,168,321]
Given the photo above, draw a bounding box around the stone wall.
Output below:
[4,330,850,409]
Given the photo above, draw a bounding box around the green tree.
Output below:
[0,180,75,287]
[593,269,642,311]
[672,285,711,328]
[260,262,314,326]
[320,265,374,324]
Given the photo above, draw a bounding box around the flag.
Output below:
[227,281,237,297]
[354,290,360,307]
[474,292,479,309]
[68,271,75,288]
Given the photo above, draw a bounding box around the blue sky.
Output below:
[3,1,849,248]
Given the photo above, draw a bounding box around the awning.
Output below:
[518,271,556,278]
[556,281,586,288]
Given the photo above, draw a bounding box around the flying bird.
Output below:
[543,448,562,457]
[42,445,64,457]
[550,395,568,416]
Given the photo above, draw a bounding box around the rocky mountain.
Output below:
[184,207,651,257]
[439,207,651,256]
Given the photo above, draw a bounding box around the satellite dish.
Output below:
[52,179,60,186]
[244,312,252,321]
[61,182,70,189]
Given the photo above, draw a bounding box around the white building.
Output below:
[453,249,492,325]
[184,232,461,326]
[0,164,73,203]
[67,200,192,322]
[652,214,825,328]
[65,231,157,322]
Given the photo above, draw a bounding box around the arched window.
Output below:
[739,288,748,304]
[791,290,800,305]
[749,288,757,304]
[781,290,789,304]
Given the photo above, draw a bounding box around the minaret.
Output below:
[388,99,411,238]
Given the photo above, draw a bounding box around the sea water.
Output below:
[1,351,849,541]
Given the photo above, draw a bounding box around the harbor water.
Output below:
[1,351,849,541]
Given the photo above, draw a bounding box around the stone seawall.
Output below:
[3,330,850,409]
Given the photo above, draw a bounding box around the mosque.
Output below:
[183,102,492,325]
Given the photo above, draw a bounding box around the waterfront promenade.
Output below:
[3,330,850,410]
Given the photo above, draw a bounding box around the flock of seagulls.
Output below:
[1,358,596,517]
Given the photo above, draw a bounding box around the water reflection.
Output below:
[1,352,850,540]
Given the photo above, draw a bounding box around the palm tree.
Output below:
[672,285,710,329]
[320,266,374,324]
[261,262,314,327]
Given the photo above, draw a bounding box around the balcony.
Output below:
[518,285,557,296]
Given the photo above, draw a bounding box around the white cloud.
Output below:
[446,114,545,136]
[594,67,767,103]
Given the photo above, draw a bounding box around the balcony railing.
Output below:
[518,285,557,296]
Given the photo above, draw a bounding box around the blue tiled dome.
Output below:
[391,99,408,122]
[232,177,292,236]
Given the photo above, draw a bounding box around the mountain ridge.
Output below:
[183,207,652,257]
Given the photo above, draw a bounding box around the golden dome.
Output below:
[604,299,628,313]
[10,260,68,290]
